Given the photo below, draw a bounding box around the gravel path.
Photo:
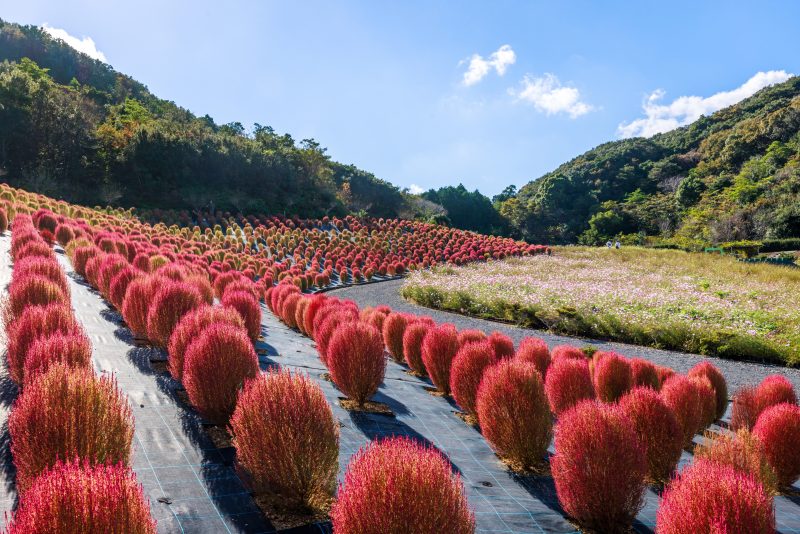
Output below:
[329,279,800,393]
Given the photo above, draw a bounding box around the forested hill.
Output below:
[497,76,800,246]
[0,18,422,219]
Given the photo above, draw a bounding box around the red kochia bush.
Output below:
[184,323,259,424]
[303,295,328,336]
[121,275,163,338]
[382,312,410,363]
[487,331,515,359]
[280,293,303,328]
[330,437,475,534]
[97,254,129,298]
[551,400,646,533]
[731,386,761,431]
[618,387,683,482]
[15,240,54,261]
[450,340,496,416]
[421,324,460,395]
[756,375,797,410]
[12,256,70,298]
[550,345,586,362]
[688,361,728,420]
[694,428,778,495]
[23,332,93,386]
[6,459,156,534]
[9,364,134,493]
[753,402,800,489]
[315,308,359,365]
[5,274,67,322]
[221,289,262,341]
[184,274,214,305]
[403,321,432,376]
[457,329,487,348]
[327,322,386,406]
[515,337,550,377]
[6,303,81,385]
[293,297,311,334]
[731,376,796,431]
[476,360,551,471]
[108,266,142,310]
[660,375,710,446]
[544,357,595,416]
[230,370,339,510]
[655,459,775,534]
[168,305,245,380]
[592,352,632,403]
[630,358,660,390]
[693,375,720,428]
[71,246,99,277]
[146,281,203,347]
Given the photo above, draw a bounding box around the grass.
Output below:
[401,247,800,365]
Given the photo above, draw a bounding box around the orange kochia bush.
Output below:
[9,363,134,493]
[231,370,339,511]
[5,459,156,534]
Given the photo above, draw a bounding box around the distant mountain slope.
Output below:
[0,18,413,219]
[501,76,800,245]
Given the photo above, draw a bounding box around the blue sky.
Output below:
[4,1,799,196]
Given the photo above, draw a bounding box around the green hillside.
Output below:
[0,18,415,219]
[500,76,800,246]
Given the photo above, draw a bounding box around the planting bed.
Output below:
[4,184,800,533]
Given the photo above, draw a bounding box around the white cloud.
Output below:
[462,45,516,86]
[617,70,793,138]
[41,23,107,62]
[408,184,425,195]
[510,73,593,118]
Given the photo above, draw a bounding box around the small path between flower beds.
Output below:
[329,279,800,392]
[56,249,273,534]
[0,234,18,528]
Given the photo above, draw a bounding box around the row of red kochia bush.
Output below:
[37,205,474,533]
[1,210,155,533]
[268,281,797,533]
[2,183,551,296]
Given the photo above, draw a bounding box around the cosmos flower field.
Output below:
[402,247,800,364]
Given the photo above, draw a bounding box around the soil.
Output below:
[150,359,169,374]
[203,424,233,449]
[338,397,395,416]
[404,369,427,378]
[252,492,330,531]
[423,385,449,397]
[501,456,550,476]
[454,411,479,428]
[174,388,191,407]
